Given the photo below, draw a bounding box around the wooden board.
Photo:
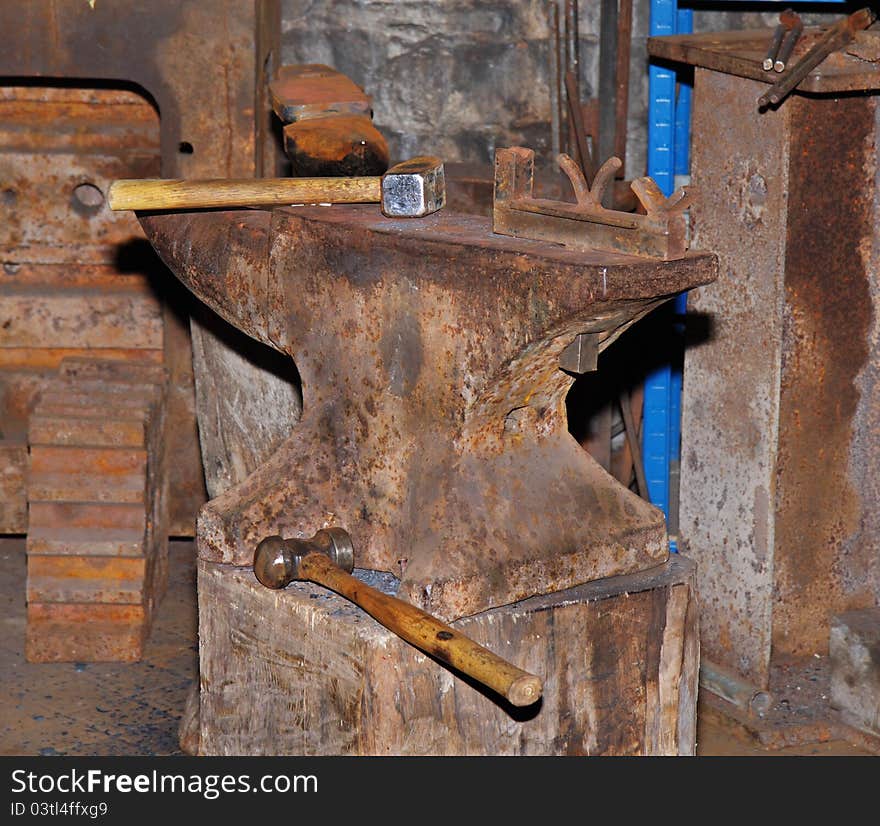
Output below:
[191,556,699,756]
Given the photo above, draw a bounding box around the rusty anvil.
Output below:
[138,204,716,621]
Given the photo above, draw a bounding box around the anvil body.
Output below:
[140,205,716,620]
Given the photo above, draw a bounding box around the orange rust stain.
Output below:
[27,602,146,622]
[28,556,146,581]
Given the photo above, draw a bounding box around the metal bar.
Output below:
[614,0,634,171]
[763,23,786,71]
[550,1,564,161]
[598,0,619,168]
[619,389,649,498]
[700,659,773,718]
[565,69,596,185]
[643,0,679,533]
[673,7,693,178]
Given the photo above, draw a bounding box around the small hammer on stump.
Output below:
[107,156,446,218]
[253,528,544,708]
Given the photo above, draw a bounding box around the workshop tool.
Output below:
[253,528,544,708]
[269,64,389,177]
[773,10,804,73]
[107,156,445,217]
[758,7,876,108]
[493,147,691,260]
[136,202,716,623]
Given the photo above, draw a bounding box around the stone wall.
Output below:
[280,2,843,180]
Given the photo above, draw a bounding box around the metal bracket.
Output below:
[492,146,692,260]
[559,332,600,374]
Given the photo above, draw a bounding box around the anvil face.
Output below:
[140,205,716,620]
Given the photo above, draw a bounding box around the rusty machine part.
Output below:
[253,528,543,707]
[0,1,286,661]
[135,195,716,624]
[493,147,692,261]
[269,64,390,178]
[0,0,286,536]
[758,7,876,108]
[108,156,446,217]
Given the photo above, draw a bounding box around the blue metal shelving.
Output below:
[644,0,691,551]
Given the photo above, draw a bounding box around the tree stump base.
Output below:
[192,555,699,756]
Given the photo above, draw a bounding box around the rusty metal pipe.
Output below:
[700,659,773,717]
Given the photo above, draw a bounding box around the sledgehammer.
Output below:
[253,527,543,708]
[107,156,445,218]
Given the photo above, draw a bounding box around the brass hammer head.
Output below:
[253,527,355,589]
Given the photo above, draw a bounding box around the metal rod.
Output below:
[598,0,619,171]
[619,388,648,498]
[613,0,633,172]
[564,0,579,160]
[758,8,876,108]
[700,659,773,717]
[774,14,804,73]
[549,0,563,162]
[565,69,596,185]
[763,24,786,71]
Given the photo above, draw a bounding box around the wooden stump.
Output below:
[194,555,699,756]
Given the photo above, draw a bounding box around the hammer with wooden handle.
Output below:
[253,527,543,708]
[107,156,445,218]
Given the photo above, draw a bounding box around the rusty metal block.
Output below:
[25,604,150,664]
[0,443,27,533]
[493,147,691,261]
[650,32,880,689]
[25,358,169,662]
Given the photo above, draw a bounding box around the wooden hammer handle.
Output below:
[299,552,543,707]
[107,176,382,211]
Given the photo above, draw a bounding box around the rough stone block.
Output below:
[830,609,880,737]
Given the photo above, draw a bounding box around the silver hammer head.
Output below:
[381,156,445,218]
[253,527,355,589]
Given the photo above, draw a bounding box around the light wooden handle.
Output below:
[299,552,543,707]
[107,176,382,211]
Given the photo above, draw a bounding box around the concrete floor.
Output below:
[0,535,873,757]
[0,536,196,757]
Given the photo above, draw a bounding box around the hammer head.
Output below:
[253,527,355,589]
[381,156,445,218]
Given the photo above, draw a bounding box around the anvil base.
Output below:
[186,556,698,756]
